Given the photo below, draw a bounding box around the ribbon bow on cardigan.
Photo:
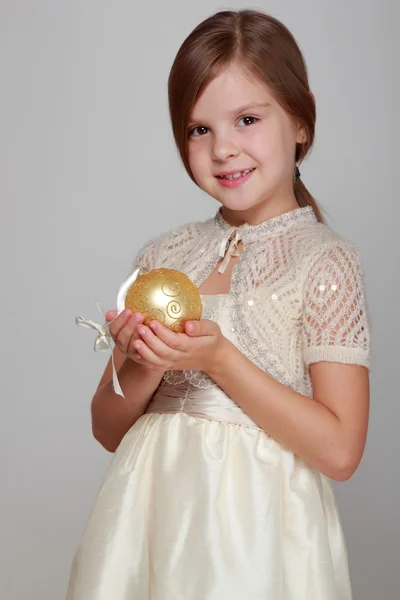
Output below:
[218,227,243,274]
[75,302,124,397]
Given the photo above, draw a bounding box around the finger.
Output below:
[148,321,186,350]
[136,325,177,360]
[130,336,169,368]
[113,316,143,354]
[132,313,145,324]
[108,310,132,338]
[128,350,144,363]
[109,311,143,339]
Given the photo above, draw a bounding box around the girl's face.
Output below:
[187,63,306,224]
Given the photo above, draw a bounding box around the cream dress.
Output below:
[67,293,353,600]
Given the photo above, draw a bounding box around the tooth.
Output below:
[222,169,254,180]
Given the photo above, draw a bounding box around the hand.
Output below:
[106,309,157,369]
[130,318,227,374]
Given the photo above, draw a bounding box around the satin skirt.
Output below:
[67,383,352,600]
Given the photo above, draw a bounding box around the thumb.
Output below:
[105,310,117,322]
[185,319,214,337]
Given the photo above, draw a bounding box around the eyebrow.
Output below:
[229,102,270,114]
[188,102,270,126]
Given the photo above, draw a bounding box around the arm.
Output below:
[207,240,371,481]
[206,341,369,481]
[91,346,165,453]
[91,235,165,452]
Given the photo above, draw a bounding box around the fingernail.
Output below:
[123,309,131,318]
[134,313,142,323]
[186,323,194,333]
[150,322,157,330]
[139,328,146,336]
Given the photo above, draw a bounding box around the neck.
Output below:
[220,195,300,228]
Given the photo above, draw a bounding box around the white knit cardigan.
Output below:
[131,206,371,397]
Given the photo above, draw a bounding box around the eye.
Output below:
[238,116,259,127]
[188,126,209,137]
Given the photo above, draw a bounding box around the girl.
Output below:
[67,9,371,600]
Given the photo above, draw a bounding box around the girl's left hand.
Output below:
[131,318,227,373]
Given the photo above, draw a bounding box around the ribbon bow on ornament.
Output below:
[218,227,243,274]
[75,302,124,397]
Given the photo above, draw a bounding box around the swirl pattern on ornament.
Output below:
[166,300,182,318]
[130,297,147,312]
[162,278,181,297]
[145,308,165,324]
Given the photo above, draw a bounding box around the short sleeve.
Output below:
[130,234,162,273]
[302,241,371,369]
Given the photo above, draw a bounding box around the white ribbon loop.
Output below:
[218,227,242,274]
[75,303,124,398]
[75,316,111,352]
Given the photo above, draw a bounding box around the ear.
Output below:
[295,91,315,145]
[295,122,307,145]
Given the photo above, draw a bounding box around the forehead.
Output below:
[191,64,273,119]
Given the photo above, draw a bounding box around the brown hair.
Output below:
[168,9,325,223]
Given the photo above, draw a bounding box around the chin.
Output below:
[221,201,256,212]
[216,194,264,212]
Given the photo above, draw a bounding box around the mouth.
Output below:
[215,168,256,188]
[216,168,255,180]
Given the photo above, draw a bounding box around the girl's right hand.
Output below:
[105,309,145,364]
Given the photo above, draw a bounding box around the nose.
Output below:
[211,136,240,162]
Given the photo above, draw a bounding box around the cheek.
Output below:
[188,144,207,177]
[188,149,214,191]
[248,122,295,166]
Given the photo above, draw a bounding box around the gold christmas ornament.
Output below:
[117,267,202,333]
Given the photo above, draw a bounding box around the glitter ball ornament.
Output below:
[117,268,202,333]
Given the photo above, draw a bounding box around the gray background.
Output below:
[1,1,398,599]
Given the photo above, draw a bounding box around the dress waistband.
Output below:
[146,382,259,428]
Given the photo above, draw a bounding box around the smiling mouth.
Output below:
[216,168,255,180]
